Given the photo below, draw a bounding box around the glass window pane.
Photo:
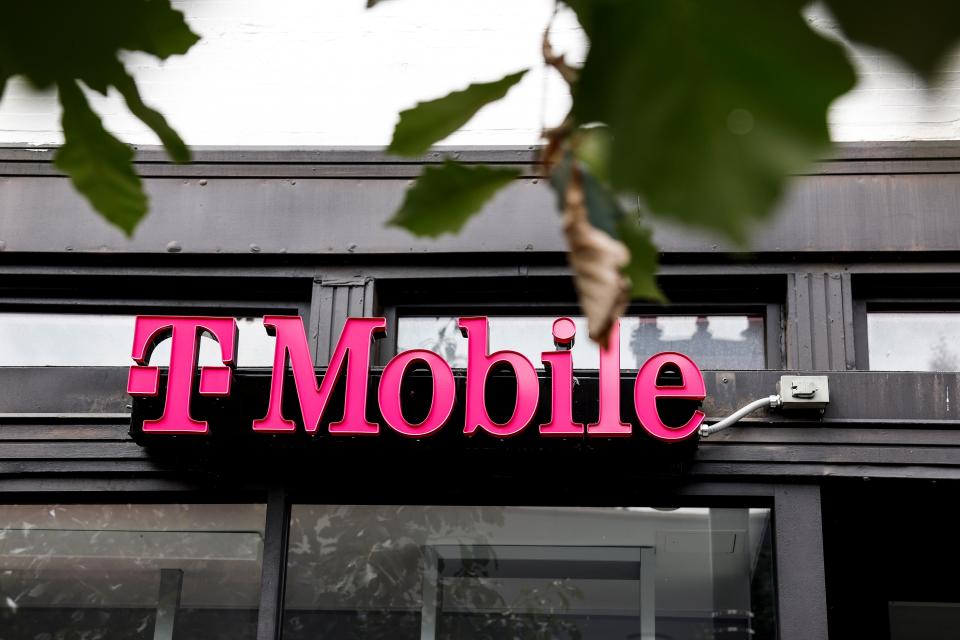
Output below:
[868,312,960,371]
[0,503,265,640]
[284,505,776,640]
[0,314,276,367]
[397,314,766,369]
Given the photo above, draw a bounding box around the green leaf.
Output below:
[549,153,664,301]
[618,216,665,301]
[573,126,612,185]
[0,0,197,231]
[549,153,618,237]
[823,0,960,81]
[568,0,856,243]
[111,65,190,163]
[117,0,200,59]
[389,160,520,237]
[0,1,198,89]
[54,81,147,236]
[388,70,528,157]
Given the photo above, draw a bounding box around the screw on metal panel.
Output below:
[249,244,261,253]
[199,179,208,186]
[525,244,534,251]
[166,241,182,253]
[347,243,357,253]
[721,376,729,383]
[531,179,539,184]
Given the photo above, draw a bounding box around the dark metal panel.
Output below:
[809,274,831,368]
[256,488,290,640]
[311,278,335,363]
[774,485,828,640]
[8,258,960,282]
[839,273,856,370]
[0,476,225,492]
[824,274,847,369]
[0,422,130,440]
[692,461,960,480]
[1,141,958,169]
[697,443,960,465]
[707,426,960,446]
[0,441,147,459]
[0,175,563,254]
[6,367,960,424]
[786,273,854,370]
[311,278,374,364]
[787,274,812,369]
[0,459,172,473]
[0,368,130,413]
[3,144,960,255]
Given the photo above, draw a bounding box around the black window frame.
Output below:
[376,275,784,369]
[852,273,960,370]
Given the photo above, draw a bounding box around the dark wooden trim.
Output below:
[256,488,290,640]
[775,485,828,640]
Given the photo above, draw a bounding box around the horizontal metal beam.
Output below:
[4,367,960,424]
[2,143,960,256]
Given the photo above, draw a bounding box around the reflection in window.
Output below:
[868,312,960,371]
[283,505,775,640]
[0,313,276,367]
[398,315,765,369]
[0,503,265,640]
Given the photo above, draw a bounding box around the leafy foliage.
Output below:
[378,0,960,342]
[568,0,856,243]
[824,0,960,81]
[388,70,528,157]
[0,0,198,234]
[389,160,520,237]
[54,82,147,236]
[550,153,663,301]
[617,217,664,304]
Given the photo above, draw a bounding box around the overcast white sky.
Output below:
[1,1,959,146]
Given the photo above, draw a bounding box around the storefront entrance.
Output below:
[824,481,960,640]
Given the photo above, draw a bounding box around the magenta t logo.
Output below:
[127,316,238,434]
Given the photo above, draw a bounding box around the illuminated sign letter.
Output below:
[128,316,238,434]
[379,349,456,437]
[634,352,706,442]
[253,316,385,434]
[459,316,539,437]
[539,317,584,436]
[586,320,632,437]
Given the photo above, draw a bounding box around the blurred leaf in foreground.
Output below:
[551,153,663,344]
[388,70,528,157]
[389,160,520,237]
[0,0,198,234]
[569,0,856,243]
[55,82,147,236]
[824,0,960,81]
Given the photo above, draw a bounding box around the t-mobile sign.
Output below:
[127,315,706,443]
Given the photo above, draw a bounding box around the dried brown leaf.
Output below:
[562,165,630,347]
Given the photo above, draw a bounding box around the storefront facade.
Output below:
[1,143,959,640]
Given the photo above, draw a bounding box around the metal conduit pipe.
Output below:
[700,394,783,437]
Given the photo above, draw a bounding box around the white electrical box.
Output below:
[777,375,830,410]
